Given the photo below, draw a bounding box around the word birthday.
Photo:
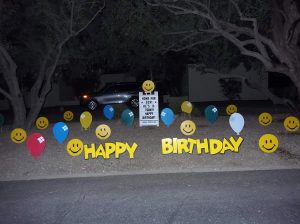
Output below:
[162,137,244,155]
[84,142,138,160]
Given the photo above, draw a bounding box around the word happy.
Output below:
[84,142,138,160]
[162,137,244,155]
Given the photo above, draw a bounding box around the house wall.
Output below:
[43,80,79,107]
[0,81,78,111]
[99,73,136,88]
[181,66,189,96]
[188,63,268,102]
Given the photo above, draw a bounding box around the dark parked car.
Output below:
[79,82,140,110]
[79,81,169,110]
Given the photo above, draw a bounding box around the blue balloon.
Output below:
[160,108,174,127]
[0,113,4,127]
[204,105,218,124]
[121,109,134,127]
[229,113,245,135]
[52,122,69,144]
[103,105,115,120]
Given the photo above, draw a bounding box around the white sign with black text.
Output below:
[139,91,159,127]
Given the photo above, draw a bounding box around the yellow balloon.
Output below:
[181,101,193,114]
[80,111,93,130]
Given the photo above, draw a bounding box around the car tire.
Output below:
[129,97,139,109]
[87,99,98,111]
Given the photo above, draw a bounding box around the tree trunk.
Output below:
[276,68,300,114]
[293,76,300,113]
[0,1,106,129]
[7,70,27,128]
[25,98,45,130]
[0,45,27,127]
[24,50,59,129]
[285,64,300,100]
[11,93,26,128]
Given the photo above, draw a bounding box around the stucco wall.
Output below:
[99,73,136,89]
[188,64,268,102]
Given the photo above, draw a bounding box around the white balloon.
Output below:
[229,113,245,135]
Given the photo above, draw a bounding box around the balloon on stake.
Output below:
[53,122,69,144]
[26,133,46,160]
[103,105,115,120]
[204,105,218,124]
[160,108,174,127]
[181,101,193,114]
[121,109,134,127]
[80,111,92,130]
[229,113,245,135]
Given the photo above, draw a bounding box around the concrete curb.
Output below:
[1,166,299,182]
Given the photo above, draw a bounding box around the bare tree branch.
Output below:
[164,32,220,53]
[164,30,197,35]
[0,87,12,102]
[73,0,105,35]
[145,0,281,71]
[0,44,17,71]
[70,0,75,33]
[229,0,269,59]
[33,0,106,102]
[26,0,106,128]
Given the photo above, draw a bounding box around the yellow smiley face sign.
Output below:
[10,128,27,144]
[258,134,279,153]
[226,104,237,115]
[95,124,111,140]
[36,117,49,130]
[66,139,84,156]
[258,112,272,126]
[283,116,299,132]
[180,120,196,136]
[63,111,74,122]
[142,80,155,93]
